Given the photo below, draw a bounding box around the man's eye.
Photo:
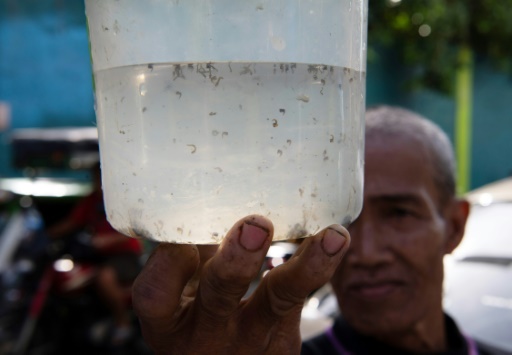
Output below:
[389,207,413,218]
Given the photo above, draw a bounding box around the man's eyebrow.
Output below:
[368,194,424,205]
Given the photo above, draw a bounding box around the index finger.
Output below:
[192,215,273,330]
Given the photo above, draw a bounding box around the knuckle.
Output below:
[199,267,247,319]
[132,276,172,319]
[264,278,306,317]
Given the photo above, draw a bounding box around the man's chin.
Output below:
[341,297,415,336]
[344,310,413,337]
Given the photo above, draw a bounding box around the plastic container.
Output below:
[85,0,368,244]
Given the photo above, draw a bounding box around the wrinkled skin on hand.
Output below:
[132,215,350,355]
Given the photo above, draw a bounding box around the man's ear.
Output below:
[444,198,471,254]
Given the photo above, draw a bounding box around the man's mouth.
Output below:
[347,280,405,300]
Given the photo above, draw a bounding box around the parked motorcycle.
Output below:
[0,193,149,355]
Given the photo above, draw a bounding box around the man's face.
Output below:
[331,137,455,337]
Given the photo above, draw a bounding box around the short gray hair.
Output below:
[365,105,457,207]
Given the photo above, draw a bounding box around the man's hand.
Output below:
[132,215,350,354]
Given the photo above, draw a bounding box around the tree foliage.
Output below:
[367,0,512,93]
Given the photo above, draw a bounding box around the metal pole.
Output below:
[455,44,474,194]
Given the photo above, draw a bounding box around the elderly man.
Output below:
[132,106,483,354]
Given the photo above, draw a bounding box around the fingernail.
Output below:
[240,221,269,251]
[322,227,347,256]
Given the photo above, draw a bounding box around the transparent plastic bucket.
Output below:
[85,0,368,244]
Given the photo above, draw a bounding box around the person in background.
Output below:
[47,162,142,345]
[131,106,486,354]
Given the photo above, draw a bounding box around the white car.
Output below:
[444,178,512,354]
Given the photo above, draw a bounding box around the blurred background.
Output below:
[0,0,511,354]
[1,0,511,189]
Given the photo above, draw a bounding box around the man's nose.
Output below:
[347,218,393,268]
